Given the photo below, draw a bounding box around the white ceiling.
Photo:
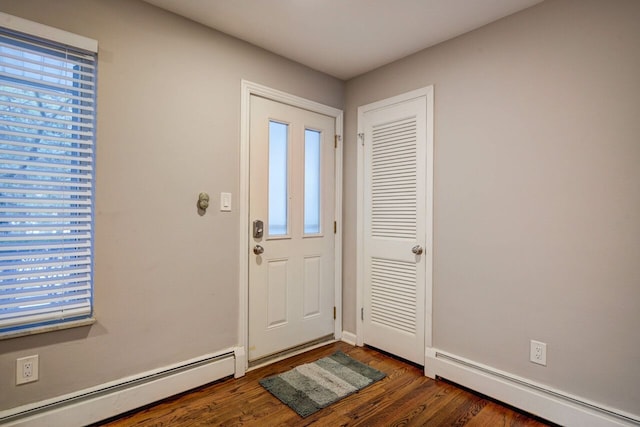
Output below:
[143,0,543,80]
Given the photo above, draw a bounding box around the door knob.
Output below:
[412,245,423,255]
[253,244,264,255]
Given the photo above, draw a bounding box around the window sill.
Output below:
[0,318,96,341]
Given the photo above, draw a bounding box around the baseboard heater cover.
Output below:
[426,349,639,427]
[0,349,237,427]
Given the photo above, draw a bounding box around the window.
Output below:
[304,129,321,234]
[268,120,288,236]
[0,14,98,337]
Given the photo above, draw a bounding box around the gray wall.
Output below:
[0,0,343,409]
[343,0,640,416]
[2,0,639,419]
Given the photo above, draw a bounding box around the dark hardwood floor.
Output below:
[97,342,553,426]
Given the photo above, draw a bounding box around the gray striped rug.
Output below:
[259,351,386,417]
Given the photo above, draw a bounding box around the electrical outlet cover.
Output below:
[16,355,39,385]
[529,340,547,366]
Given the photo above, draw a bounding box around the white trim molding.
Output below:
[233,346,246,378]
[426,349,639,427]
[0,349,237,427]
[0,12,97,52]
[341,331,357,346]
[238,80,344,371]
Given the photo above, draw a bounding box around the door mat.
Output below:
[259,351,386,418]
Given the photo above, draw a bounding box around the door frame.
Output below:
[356,86,434,366]
[238,80,344,372]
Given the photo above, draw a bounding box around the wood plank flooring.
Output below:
[97,342,554,426]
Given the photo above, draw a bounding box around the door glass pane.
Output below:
[304,129,321,234]
[269,121,288,236]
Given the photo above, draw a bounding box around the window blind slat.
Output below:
[0,273,91,290]
[0,66,95,96]
[0,166,92,180]
[0,139,93,154]
[0,179,93,190]
[3,194,91,208]
[0,119,94,138]
[2,239,90,251]
[1,284,91,300]
[0,150,93,166]
[2,210,92,219]
[0,275,91,290]
[0,214,92,222]
[0,249,91,262]
[0,159,93,173]
[0,289,91,310]
[1,223,92,231]
[0,128,93,145]
[0,261,91,269]
[0,282,92,294]
[0,187,92,197]
[0,109,94,130]
[0,305,91,329]
[0,68,95,95]
[1,266,91,282]
[0,95,96,116]
[3,233,91,242]
[0,79,95,105]
[0,257,91,274]
[0,50,97,80]
[0,22,96,335]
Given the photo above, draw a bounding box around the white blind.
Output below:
[0,26,97,334]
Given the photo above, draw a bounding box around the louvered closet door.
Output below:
[363,96,426,365]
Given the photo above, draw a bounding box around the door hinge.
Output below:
[334,135,338,148]
[361,307,364,321]
[333,306,336,320]
[334,221,337,234]
[358,132,364,145]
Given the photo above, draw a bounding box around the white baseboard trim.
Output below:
[426,348,639,427]
[234,346,246,378]
[0,348,237,427]
[341,331,357,346]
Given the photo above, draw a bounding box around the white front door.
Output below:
[359,89,433,365]
[248,95,336,362]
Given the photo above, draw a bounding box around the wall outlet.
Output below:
[530,340,547,366]
[16,355,39,385]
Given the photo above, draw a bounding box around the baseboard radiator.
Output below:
[0,348,239,427]
[426,348,640,427]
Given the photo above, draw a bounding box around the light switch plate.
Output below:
[220,192,232,212]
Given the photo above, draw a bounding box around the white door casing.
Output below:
[356,87,434,366]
